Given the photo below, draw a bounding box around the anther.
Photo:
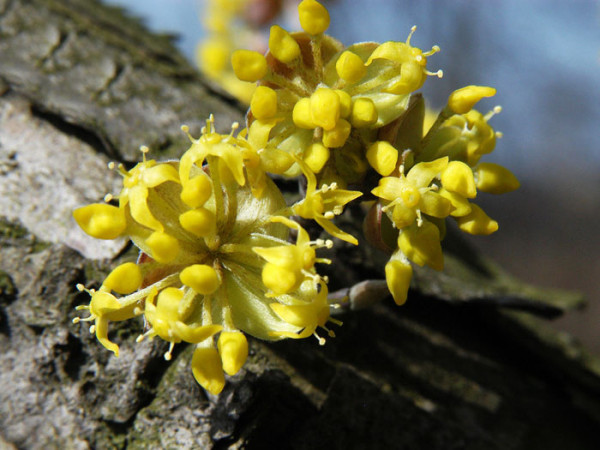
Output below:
[323,211,335,219]
[423,45,441,57]
[89,325,96,334]
[107,162,116,170]
[72,317,80,324]
[164,342,175,361]
[406,25,417,45]
[140,145,149,163]
[104,194,113,203]
[314,332,326,346]
[485,106,502,121]
[76,283,85,292]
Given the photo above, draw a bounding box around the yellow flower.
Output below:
[398,220,444,271]
[372,157,453,229]
[292,157,362,245]
[73,286,140,357]
[75,122,333,395]
[270,280,340,344]
[253,216,331,295]
[230,1,443,188]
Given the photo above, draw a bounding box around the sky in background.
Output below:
[104,0,600,182]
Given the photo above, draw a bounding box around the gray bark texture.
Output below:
[1,1,599,449]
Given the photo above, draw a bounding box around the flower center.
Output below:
[401,185,421,208]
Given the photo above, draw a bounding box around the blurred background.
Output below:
[104,0,600,353]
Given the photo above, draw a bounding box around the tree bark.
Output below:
[1,1,599,449]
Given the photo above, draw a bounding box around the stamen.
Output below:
[416,209,423,227]
[423,45,441,57]
[323,326,336,338]
[406,25,417,45]
[328,317,343,326]
[425,69,443,78]
[485,106,502,121]
[315,257,332,265]
[140,145,149,163]
[313,332,326,346]
[136,328,154,343]
[164,342,175,361]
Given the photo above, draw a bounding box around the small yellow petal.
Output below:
[335,51,366,84]
[448,85,496,114]
[456,204,498,235]
[298,0,330,35]
[179,208,216,237]
[303,143,330,173]
[180,264,220,295]
[366,141,398,176]
[350,98,378,128]
[231,50,267,82]
[335,90,352,118]
[172,322,222,344]
[146,231,180,263]
[441,161,477,198]
[73,204,126,240]
[269,25,300,64]
[474,162,520,194]
[180,174,212,208]
[292,98,315,129]
[385,259,413,305]
[437,188,472,217]
[218,331,249,376]
[310,88,340,131]
[322,119,351,148]
[261,262,301,295]
[398,222,444,271]
[192,346,225,395]
[250,86,278,120]
[102,262,142,294]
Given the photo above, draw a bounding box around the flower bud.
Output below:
[231,50,267,82]
[218,331,249,376]
[298,0,330,35]
[448,85,496,114]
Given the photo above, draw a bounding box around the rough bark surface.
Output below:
[1,1,599,449]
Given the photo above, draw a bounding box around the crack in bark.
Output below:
[37,29,71,68]
[30,104,121,160]
[91,62,126,101]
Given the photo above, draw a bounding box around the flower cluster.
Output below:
[74,117,339,394]
[74,0,518,394]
